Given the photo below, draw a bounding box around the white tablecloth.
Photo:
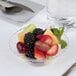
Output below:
[0,0,76,76]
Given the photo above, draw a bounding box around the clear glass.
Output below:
[9,22,69,66]
[47,0,76,29]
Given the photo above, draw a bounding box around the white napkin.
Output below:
[0,0,44,26]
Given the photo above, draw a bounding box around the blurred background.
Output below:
[29,0,46,5]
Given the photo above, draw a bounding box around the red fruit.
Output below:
[35,41,50,52]
[36,35,53,46]
[45,44,59,56]
[34,47,46,60]
[17,42,27,53]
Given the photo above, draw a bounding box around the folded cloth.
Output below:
[0,0,44,26]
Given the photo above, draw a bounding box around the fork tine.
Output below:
[67,22,75,26]
[59,18,76,30]
[59,18,67,20]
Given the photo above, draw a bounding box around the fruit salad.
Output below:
[16,24,67,64]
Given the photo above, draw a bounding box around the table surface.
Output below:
[0,0,76,76]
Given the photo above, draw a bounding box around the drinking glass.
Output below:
[47,0,76,30]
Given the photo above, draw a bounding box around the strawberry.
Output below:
[35,41,50,52]
[34,47,46,60]
[45,44,59,56]
[36,35,53,46]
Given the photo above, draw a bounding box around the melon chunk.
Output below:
[18,32,27,43]
[44,29,60,45]
[17,24,36,43]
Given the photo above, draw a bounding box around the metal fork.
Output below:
[57,18,76,31]
[59,18,76,30]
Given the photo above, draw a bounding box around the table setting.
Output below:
[0,0,76,76]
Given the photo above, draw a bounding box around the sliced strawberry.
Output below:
[36,35,53,46]
[34,47,46,60]
[45,44,59,56]
[35,41,50,52]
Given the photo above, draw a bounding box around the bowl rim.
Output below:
[8,22,69,65]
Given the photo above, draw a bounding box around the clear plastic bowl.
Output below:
[9,22,69,66]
